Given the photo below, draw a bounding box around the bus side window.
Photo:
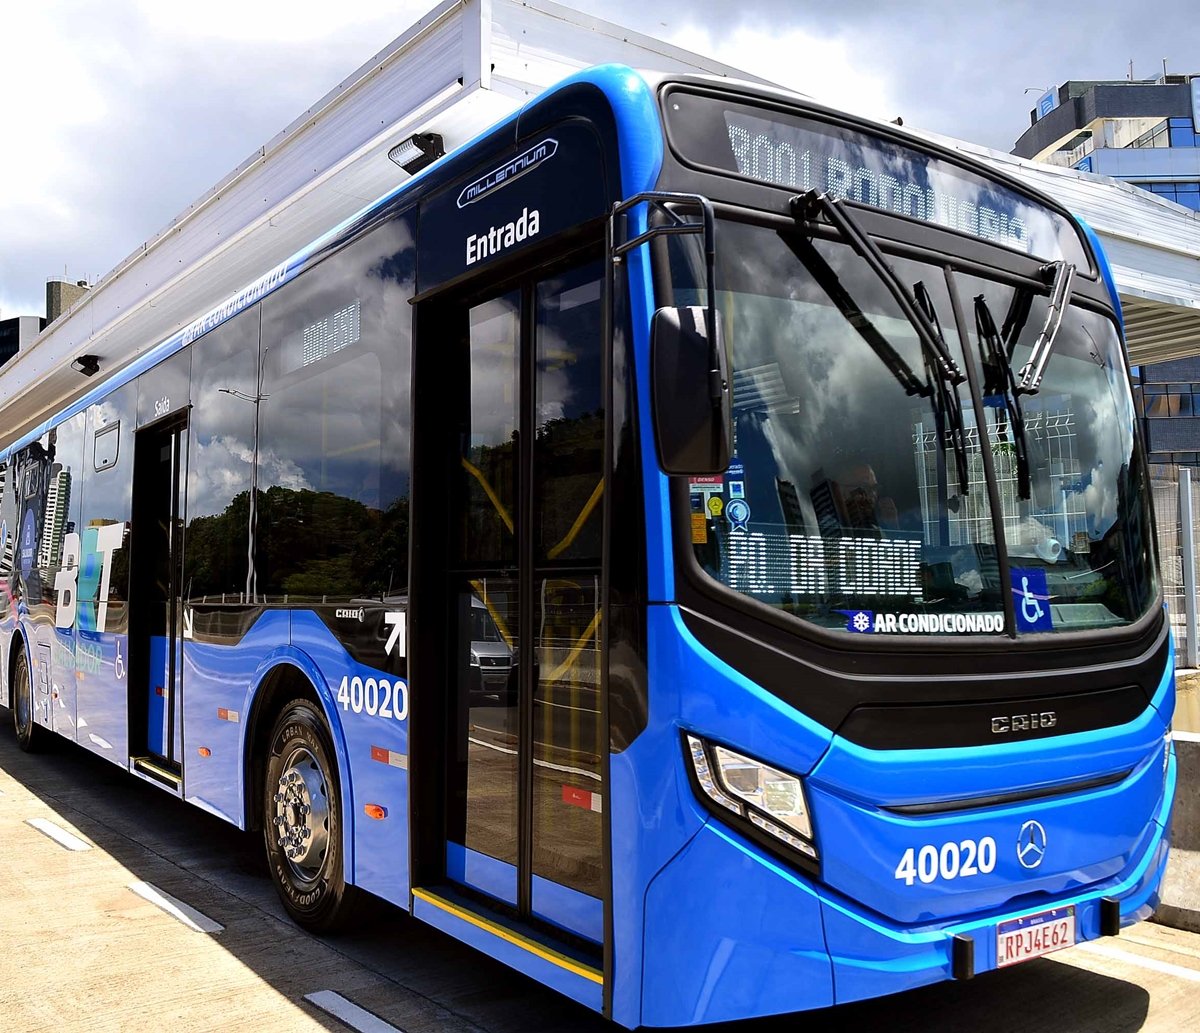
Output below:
[94,423,120,472]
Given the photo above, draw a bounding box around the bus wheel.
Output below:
[263,700,357,931]
[12,649,43,753]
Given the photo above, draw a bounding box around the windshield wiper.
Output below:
[788,189,971,497]
[975,294,1032,500]
[913,281,970,498]
[792,191,966,387]
[779,230,930,398]
[1017,260,1076,394]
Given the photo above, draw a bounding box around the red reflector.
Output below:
[156,687,165,697]
[217,707,229,720]
[197,747,212,758]
[562,785,591,809]
[364,804,388,820]
[370,746,389,763]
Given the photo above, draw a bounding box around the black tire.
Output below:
[12,648,43,753]
[263,700,358,931]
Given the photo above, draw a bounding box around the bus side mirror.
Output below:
[651,305,732,475]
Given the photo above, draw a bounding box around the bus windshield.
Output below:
[684,219,1158,637]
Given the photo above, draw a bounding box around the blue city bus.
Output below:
[0,66,1176,1026]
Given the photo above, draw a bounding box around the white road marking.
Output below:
[26,817,91,851]
[128,881,224,934]
[1072,939,1200,984]
[304,990,405,1033]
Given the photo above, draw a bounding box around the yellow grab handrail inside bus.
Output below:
[460,455,514,533]
[546,478,603,559]
[545,609,601,684]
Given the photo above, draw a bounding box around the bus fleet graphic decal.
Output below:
[54,524,127,633]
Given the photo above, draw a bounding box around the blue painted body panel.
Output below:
[289,612,410,908]
[74,631,130,759]
[147,635,169,755]
[531,875,603,945]
[643,823,835,1024]
[446,843,519,908]
[50,624,77,738]
[181,612,293,824]
[822,748,1173,1004]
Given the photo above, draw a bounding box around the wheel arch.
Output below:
[5,625,30,709]
[241,649,355,881]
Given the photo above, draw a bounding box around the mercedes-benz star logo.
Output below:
[1016,819,1048,870]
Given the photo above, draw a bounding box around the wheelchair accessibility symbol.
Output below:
[1011,568,1053,632]
[1020,576,1044,624]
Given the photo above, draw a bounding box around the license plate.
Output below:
[996,905,1076,968]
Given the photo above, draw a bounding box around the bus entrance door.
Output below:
[128,413,188,786]
[413,255,608,956]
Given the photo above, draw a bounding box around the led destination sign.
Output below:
[663,90,1089,267]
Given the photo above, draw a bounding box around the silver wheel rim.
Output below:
[271,745,331,884]
[15,665,30,737]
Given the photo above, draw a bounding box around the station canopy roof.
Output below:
[3,0,1197,455]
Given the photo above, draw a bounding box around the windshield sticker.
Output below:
[727,457,746,499]
[1011,567,1053,632]
[691,512,708,545]
[840,610,1006,634]
[726,498,751,532]
[707,496,724,518]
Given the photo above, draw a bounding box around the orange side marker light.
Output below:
[364,804,388,820]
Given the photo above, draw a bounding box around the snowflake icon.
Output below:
[852,611,872,632]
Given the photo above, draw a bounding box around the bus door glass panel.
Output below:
[132,415,188,762]
[44,412,87,738]
[530,263,605,942]
[447,291,521,907]
[444,261,607,944]
[959,274,1157,633]
[76,388,135,760]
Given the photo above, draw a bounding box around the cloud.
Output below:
[0,2,425,317]
[663,21,902,124]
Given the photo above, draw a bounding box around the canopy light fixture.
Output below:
[388,132,445,174]
[71,354,100,377]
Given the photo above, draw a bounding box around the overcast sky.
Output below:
[2,0,1198,320]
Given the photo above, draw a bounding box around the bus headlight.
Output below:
[685,734,818,863]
